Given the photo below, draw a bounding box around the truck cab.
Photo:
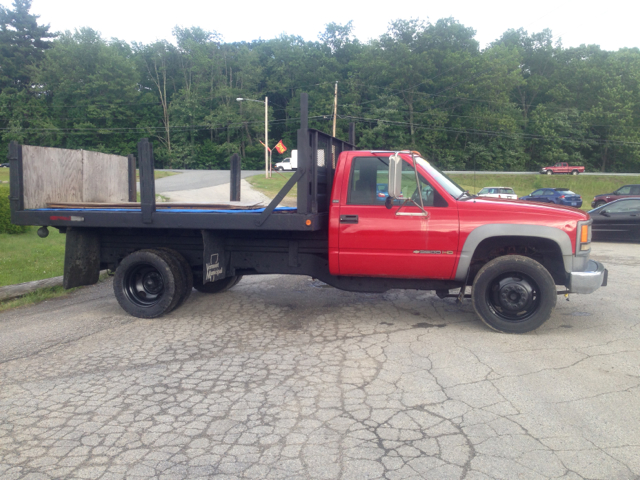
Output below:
[327,150,606,333]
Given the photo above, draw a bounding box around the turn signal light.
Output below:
[580,225,589,243]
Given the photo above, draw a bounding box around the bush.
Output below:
[0,184,27,234]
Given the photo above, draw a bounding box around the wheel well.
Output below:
[468,236,566,285]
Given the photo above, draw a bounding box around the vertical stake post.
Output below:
[127,154,137,202]
[230,153,241,202]
[296,93,310,214]
[8,141,24,213]
[137,138,156,224]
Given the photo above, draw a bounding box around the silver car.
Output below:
[477,186,517,200]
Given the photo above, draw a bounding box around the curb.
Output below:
[0,271,108,302]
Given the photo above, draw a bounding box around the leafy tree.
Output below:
[0,0,55,92]
[37,28,143,154]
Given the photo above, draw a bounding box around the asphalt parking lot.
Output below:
[1,242,639,480]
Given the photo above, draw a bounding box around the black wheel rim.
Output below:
[485,272,541,322]
[123,263,165,308]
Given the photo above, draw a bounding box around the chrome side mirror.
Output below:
[388,154,403,199]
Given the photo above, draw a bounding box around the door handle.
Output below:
[340,215,358,224]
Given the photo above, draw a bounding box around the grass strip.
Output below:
[0,285,79,312]
[245,172,297,198]
[0,226,66,287]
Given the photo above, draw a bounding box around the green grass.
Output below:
[0,285,78,312]
[0,272,110,313]
[0,226,66,287]
[449,174,640,210]
[136,169,180,181]
[0,168,8,183]
[246,172,297,199]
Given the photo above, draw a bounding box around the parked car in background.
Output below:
[477,186,517,199]
[589,198,640,242]
[591,184,640,208]
[520,188,583,208]
[539,162,585,175]
[376,183,389,202]
[0,163,9,168]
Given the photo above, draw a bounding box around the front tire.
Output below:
[114,250,183,318]
[546,170,553,175]
[472,255,557,333]
[572,170,578,175]
[594,200,606,208]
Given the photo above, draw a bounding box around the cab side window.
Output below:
[348,157,389,205]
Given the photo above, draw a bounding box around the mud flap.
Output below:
[202,231,227,284]
[63,228,100,289]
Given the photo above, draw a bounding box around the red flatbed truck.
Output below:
[540,162,585,175]
[8,94,607,333]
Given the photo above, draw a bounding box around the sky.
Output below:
[4,0,639,51]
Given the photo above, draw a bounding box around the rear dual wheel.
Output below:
[114,249,193,318]
[472,255,556,333]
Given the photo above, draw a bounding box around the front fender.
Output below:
[455,224,573,281]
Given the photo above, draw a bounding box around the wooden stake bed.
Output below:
[46,202,265,210]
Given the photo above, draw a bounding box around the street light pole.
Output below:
[237,96,270,178]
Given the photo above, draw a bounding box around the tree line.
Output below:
[2,0,640,172]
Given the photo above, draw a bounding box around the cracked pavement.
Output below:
[1,242,639,479]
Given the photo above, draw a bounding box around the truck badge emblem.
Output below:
[206,254,223,282]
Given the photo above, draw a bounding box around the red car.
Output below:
[591,184,640,208]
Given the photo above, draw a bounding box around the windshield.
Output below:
[414,157,464,199]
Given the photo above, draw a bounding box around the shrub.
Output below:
[0,184,27,234]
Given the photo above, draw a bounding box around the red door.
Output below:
[336,155,459,280]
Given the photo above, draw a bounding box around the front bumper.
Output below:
[569,260,608,294]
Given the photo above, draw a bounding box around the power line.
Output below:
[340,115,640,147]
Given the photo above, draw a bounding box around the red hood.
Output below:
[459,197,589,221]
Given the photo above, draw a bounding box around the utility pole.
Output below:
[236,96,270,178]
[332,81,338,137]
[265,96,269,178]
